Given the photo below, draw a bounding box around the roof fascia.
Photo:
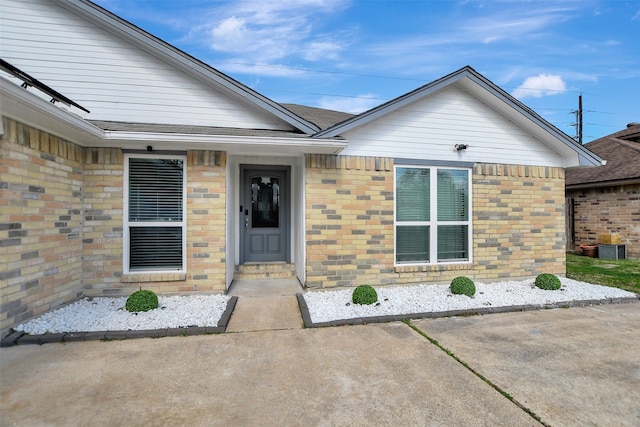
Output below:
[103,131,347,155]
[53,0,320,135]
[1,76,105,144]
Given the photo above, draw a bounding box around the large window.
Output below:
[124,154,186,273]
[395,166,471,264]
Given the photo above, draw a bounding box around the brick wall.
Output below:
[305,155,395,289]
[473,164,566,280]
[184,150,227,293]
[1,117,228,336]
[305,155,566,289]
[568,183,639,259]
[1,117,84,335]
[82,148,124,295]
[85,149,228,296]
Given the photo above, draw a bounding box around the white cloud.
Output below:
[316,94,380,114]
[197,0,350,65]
[304,40,344,61]
[217,60,308,77]
[511,74,568,99]
[460,4,578,44]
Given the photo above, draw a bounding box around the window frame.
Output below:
[123,153,187,274]
[394,164,472,266]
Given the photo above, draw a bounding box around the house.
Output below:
[0,0,601,337]
[566,123,640,258]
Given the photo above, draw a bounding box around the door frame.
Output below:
[239,164,291,264]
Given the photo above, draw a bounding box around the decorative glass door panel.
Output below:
[251,177,279,228]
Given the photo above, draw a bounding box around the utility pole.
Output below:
[571,94,583,144]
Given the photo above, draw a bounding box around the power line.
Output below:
[225,61,428,82]
[225,61,589,95]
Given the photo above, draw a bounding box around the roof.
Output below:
[314,66,602,167]
[281,104,354,131]
[566,123,640,188]
[55,0,320,135]
[89,120,312,139]
[88,104,355,136]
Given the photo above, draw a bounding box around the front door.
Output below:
[241,166,290,263]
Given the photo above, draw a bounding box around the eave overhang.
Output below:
[1,77,346,155]
[566,177,640,190]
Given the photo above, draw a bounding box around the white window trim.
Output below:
[123,153,187,274]
[394,165,473,266]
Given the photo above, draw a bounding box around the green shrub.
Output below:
[450,276,476,297]
[535,273,561,290]
[125,290,159,312]
[352,285,378,305]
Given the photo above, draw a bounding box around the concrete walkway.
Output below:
[226,278,303,332]
[1,301,638,426]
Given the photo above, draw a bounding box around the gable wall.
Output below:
[1,0,293,130]
[305,154,566,289]
[339,86,565,167]
[567,184,640,259]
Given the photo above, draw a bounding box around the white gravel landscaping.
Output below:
[15,294,231,335]
[303,278,637,324]
[13,278,637,335]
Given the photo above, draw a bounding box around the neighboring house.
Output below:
[565,123,640,259]
[0,0,601,337]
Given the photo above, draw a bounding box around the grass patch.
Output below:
[566,253,640,294]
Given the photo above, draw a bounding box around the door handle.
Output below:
[244,217,249,231]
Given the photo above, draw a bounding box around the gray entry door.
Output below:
[241,167,289,263]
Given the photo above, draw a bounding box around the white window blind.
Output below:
[125,156,186,272]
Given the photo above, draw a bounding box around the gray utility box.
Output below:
[598,244,626,260]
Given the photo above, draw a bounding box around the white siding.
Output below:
[340,86,566,167]
[0,0,294,130]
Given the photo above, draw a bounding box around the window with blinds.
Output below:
[125,155,186,272]
[395,166,471,264]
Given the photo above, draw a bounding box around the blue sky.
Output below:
[94,0,639,142]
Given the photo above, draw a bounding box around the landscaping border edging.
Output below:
[296,293,639,328]
[0,296,238,347]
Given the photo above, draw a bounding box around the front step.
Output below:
[234,263,296,280]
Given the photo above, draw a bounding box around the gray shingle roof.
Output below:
[89,104,355,136]
[565,123,640,188]
[280,104,355,130]
[88,120,312,138]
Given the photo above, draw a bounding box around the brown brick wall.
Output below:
[305,155,566,288]
[568,183,639,259]
[1,117,84,335]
